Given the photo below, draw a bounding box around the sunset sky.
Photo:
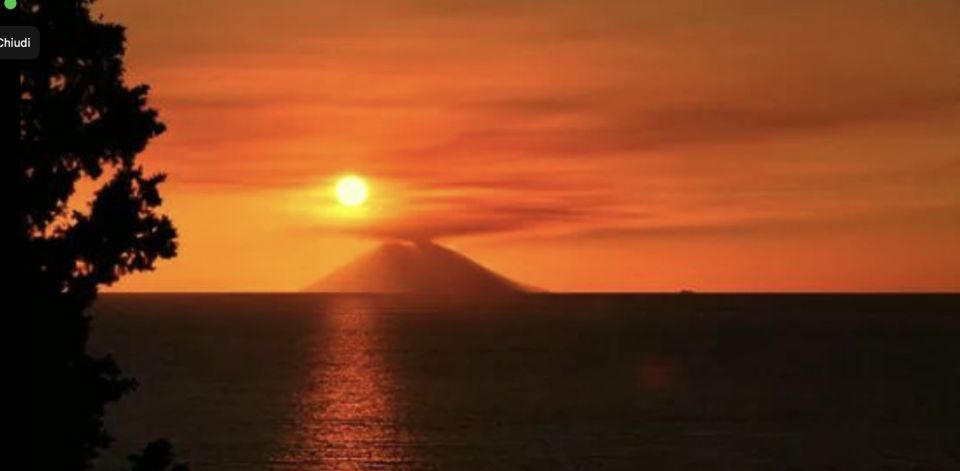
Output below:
[95,0,960,292]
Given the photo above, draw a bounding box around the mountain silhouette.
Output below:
[305,241,533,294]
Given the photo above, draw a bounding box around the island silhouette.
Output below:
[305,240,535,294]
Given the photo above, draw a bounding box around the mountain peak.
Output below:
[304,241,533,294]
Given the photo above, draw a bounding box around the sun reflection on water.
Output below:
[273,298,413,470]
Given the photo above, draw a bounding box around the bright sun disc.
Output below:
[335,175,369,207]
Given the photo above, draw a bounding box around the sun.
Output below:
[335,175,369,207]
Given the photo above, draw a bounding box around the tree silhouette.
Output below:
[127,440,190,471]
[17,0,184,469]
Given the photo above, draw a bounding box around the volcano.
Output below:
[304,241,533,294]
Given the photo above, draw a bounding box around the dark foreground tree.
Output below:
[17,0,184,469]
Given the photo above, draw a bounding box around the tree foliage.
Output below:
[18,0,182,469]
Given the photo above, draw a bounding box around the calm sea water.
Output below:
[90,294,960,470]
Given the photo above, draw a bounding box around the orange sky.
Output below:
[95,0,960,292]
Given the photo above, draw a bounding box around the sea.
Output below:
[90,294,960,470]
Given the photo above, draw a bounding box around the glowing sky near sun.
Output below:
[95,0,960,292]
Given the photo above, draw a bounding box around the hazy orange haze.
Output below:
[95,0,960,292]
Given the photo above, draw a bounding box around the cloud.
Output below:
[538,202,960,242]
[332,216,535,241]
[314,198,607,241]
[398,91,960,159]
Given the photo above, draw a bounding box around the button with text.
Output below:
[0,26,39,60]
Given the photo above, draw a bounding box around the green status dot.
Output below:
[3,0,16,11]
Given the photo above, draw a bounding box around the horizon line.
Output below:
[100,291,960,296]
